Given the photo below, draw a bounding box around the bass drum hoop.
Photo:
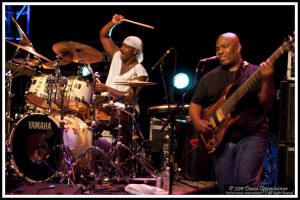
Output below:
[8,113,61,183]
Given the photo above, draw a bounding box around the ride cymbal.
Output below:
[114,80,156,87]
[52,41,104,64]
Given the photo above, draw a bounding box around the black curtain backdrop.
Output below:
[4,3,296,149]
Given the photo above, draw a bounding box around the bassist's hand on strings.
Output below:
[196,119,212,134]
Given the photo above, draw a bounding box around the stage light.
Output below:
[78,63,93,77]
[173,73,189,89]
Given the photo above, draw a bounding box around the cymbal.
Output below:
[52,41,104,64]
[12,58,57,70]
[6,62,41,77]
[12,58,40,66]
[11,16,31,46]
[114,80,157,87]
[44,59,72,68]
[6,40,51,62]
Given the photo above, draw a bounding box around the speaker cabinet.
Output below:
[149,117,214,181]
[278,143,295,190]
[279,80,295,143]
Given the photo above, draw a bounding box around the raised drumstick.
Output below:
[122,18,155,30]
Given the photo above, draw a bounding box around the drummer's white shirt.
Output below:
[105,51,148,91]
[104,51,148,112]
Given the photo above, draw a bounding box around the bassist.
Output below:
[189,32,275,194]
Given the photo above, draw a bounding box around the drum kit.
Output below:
[5,20,158,186]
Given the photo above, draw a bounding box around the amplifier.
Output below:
[279,80,295,143]
[278,143,295,189]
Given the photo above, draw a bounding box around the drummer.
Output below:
[96,13,148,112]
[95,13,148,150]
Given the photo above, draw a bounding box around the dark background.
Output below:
[4,3,295,141]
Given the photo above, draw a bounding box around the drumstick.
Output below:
[122,18,155,30]
[96,78,101,84]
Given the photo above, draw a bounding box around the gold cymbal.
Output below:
[12,58,57,70]
[6,40,51,62]
[6,62,41,77]
[52,41,104,64]
[114,80,156,87]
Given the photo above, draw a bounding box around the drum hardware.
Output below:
[73,72,113,184]
[114,80,156,150]
[56,73,77,184]
[111,80,158,179]
[98,105,158,183]
[5,71,14,139]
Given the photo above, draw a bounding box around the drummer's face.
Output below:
[120,43,136,61]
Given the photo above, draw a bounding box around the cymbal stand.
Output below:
[74,72,112,183]
[5,71,14,140]
[54,73,76,184]
[99,105,158,182]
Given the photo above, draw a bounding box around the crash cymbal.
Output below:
[12,58,40,66]
[6,40,51,62]
[11,16,31,46]
[114,80,156,87]
[6,62,41,77]
[52,41,104,64]
[12,58,57,70]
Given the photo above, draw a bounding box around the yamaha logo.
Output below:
[28,121,52,130]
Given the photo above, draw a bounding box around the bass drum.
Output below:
[8,113,92,182]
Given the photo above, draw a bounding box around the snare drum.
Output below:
[8,113,92,182]
[26,75,60,110]
[61,76,92,112]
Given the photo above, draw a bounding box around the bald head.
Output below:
[217,32,240,45]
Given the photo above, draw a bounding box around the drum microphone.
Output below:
[151,47,175,70]
[199,56,219,63]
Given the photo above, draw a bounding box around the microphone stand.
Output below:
[159,62,170,107]
[160,99,184,195]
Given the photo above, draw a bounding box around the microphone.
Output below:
[199,56,219,63]
[151,47,175,70]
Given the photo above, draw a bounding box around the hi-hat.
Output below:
[6,62,41,77]
[12,58,57,70]
[114,80,156,87]
[52,41,104,64]
[6,40,51,62]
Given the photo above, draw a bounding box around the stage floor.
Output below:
[5,180,218,196]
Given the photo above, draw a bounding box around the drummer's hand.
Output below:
[112,14,124,25]
[96,82,109,93]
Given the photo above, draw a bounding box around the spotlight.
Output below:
[78,63,93,77]
[173,73,189,89]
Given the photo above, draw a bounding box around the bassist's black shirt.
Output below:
[191,62,269,143]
